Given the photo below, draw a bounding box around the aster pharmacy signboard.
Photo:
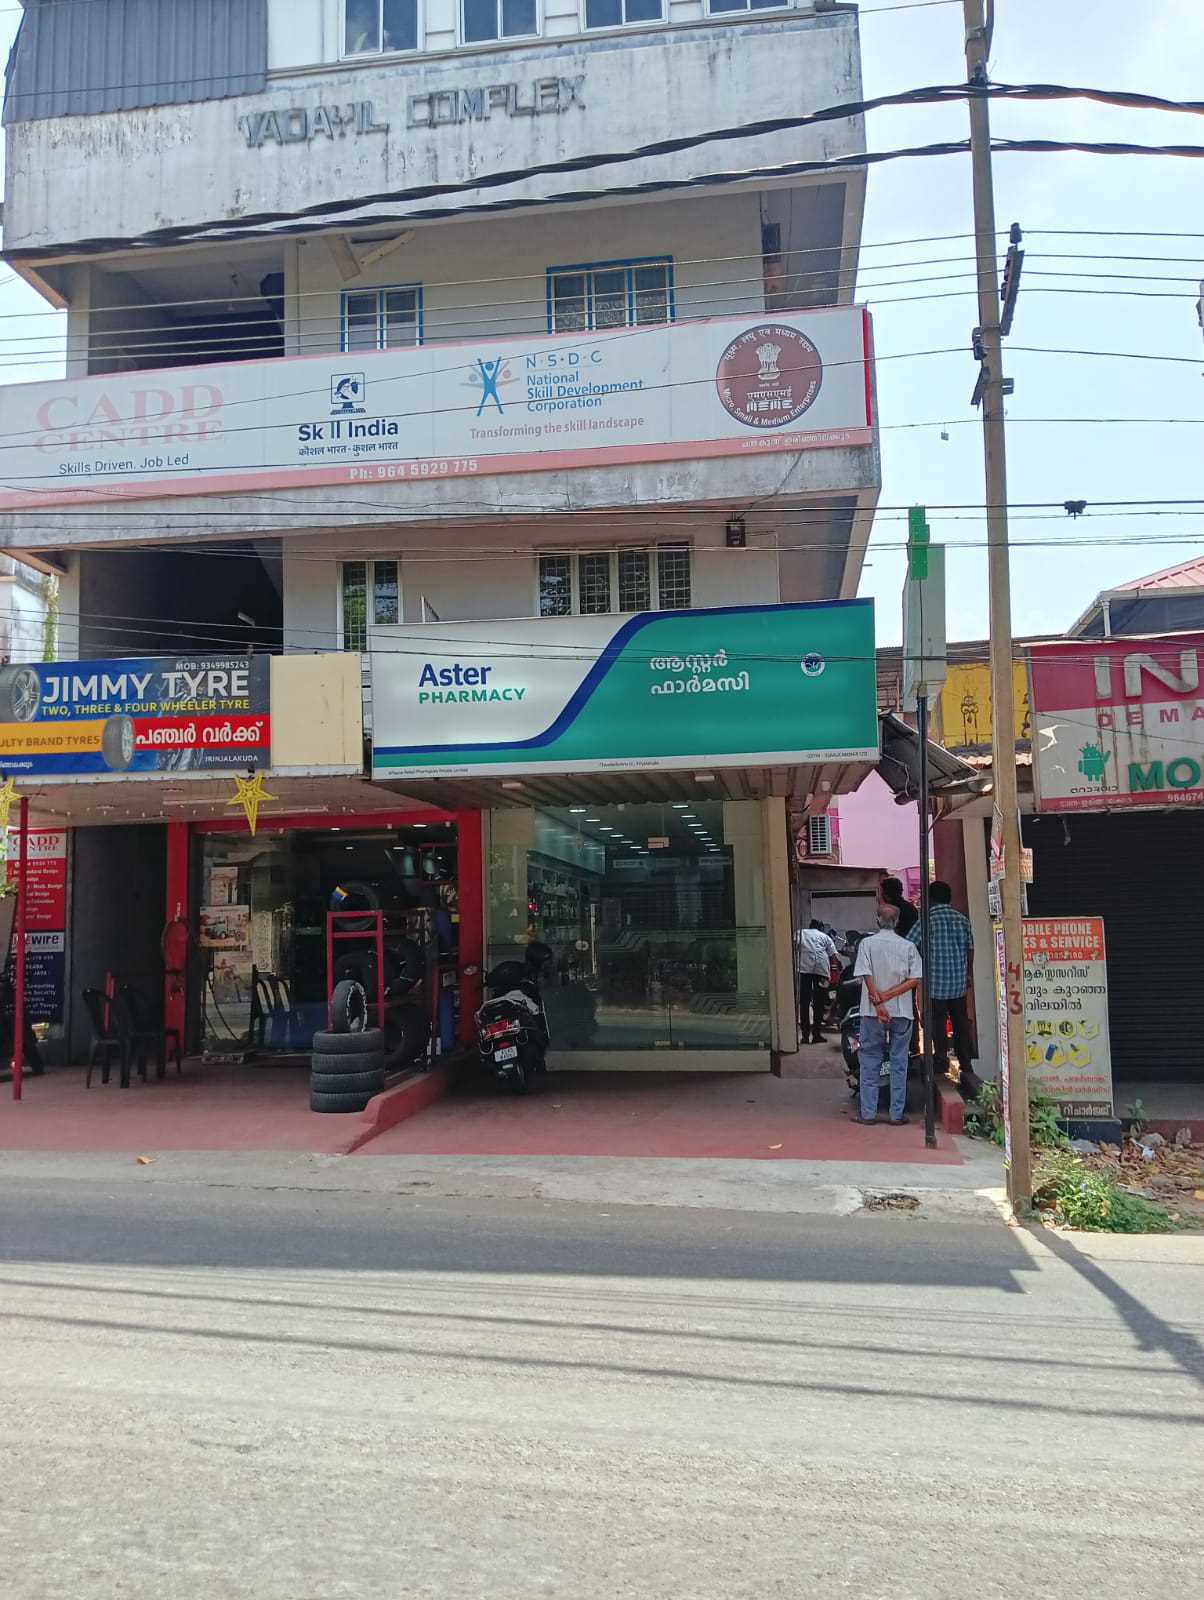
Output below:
[370,600,878,780]
[1030,633,1204,811]
[0,656,270,779]
[0,309,872,510]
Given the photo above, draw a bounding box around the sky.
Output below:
[0,0,1200,647]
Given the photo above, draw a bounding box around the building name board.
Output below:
[237,76,585,147]
[370,601,880,781]
[0,309,873,511]
[1031,633,1204,811]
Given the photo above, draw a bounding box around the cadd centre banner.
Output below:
[0,309,872,509]
[370,600,879,780]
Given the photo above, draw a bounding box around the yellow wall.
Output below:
[269,654,363,771]
[937,661,1030,750]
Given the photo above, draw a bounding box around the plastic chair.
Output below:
[114,985,179,1081]
[82,987,131,1089]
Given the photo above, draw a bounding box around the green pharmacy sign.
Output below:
[370,601,879,780]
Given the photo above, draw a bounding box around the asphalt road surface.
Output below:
[0,1169,1201,1599]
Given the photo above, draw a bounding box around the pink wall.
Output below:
[833,771,921,890]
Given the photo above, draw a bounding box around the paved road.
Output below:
[0,1169,1201,1599]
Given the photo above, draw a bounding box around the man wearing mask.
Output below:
[853,903,923,1125]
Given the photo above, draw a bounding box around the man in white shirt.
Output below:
[852,903,923,1125]
[795,919,838,1044]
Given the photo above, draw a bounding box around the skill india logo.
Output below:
[1077,743,1114,787]
[331,373,366,415]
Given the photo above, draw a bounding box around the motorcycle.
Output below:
[475,944,552,1094]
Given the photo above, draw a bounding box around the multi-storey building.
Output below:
[0,0,883,1074]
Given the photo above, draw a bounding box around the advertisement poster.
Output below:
[1022,916,1114,1118]
[0,654,270,779]
[5,828,67,1024]
[206,866,240,907]
[5,826,67,928]
[199,904,250,950]
[372,600,879,780]
[1031,633,1204,812]
[0,310,872,510]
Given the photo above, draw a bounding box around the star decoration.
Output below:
[0,776,18,831]
[227,771,276,835]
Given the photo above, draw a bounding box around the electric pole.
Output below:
[962,0,1032,1209]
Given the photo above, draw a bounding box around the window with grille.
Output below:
[342,286,422,351]
[342,560,400,646]
[345,0,419,55]
[463,0,538,43]
[548,259,673,333]
[807,815,833,857]
[584,0,663,27]
[537,547,691,617]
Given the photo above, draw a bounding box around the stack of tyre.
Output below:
[310,980,385,1113]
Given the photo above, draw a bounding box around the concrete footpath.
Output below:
[0,1138,1007,1222]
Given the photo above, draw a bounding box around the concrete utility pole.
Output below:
[962,0,1032,1208]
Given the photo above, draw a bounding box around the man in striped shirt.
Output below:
[907,880,980,1092]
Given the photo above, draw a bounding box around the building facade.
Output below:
[1,0,882,1072]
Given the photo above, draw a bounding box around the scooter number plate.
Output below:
[494,1046,519,1062]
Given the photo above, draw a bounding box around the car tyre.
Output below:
[310,1069,385,1097]
[311,1027,384,1056]
[310,1088,373,1114]
[310,1050,385,1079]
[329,978,367,1034]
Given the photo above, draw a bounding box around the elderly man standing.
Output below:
[853,903,922,1125]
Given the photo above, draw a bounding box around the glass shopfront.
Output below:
[194,819,460,1063]
[487,800,771,1053]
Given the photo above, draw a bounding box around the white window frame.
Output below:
[536,545,692,618]
[706,0,794,15]
[339,559,402,649]
[459,0,542,48]
[581,0,665,31]
[342,0,424,58]
[340,284,424,352]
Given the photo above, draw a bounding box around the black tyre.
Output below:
[310,1069,385,1097]
[101,714,136,771]
[311,1027,384,1056]
[0,663,40,722]
[310,1088,372,1114]
[335,948,400,995]
[384,1003,431,1071]
[507,1062,529,1095]
[329,978,367,1034]
[329,880,381,932]
[311,1050,384,1079]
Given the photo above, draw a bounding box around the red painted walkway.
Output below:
[357,1071,964,1164]
[0,1064,357,1154]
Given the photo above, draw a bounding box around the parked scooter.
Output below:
[475,943,553,1094]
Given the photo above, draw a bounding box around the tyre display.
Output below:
[100,713,136,771]
[309,1069,385,1097]
[310,1050,385,1079]
[310,1027,384,1057]
[0,663,40,722]
[310,1087,377,1114]
[329,978,367,1034]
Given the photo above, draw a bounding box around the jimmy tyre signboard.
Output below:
[0,655,270,779]
[370,600,879,780]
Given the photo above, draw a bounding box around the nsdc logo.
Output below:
[801,653,826,678]
[331,372,366,415]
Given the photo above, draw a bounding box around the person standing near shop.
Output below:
[853,904,922,1125]
[795,919,838,1045]
[907,880,981,1096]
[880,876,919,937]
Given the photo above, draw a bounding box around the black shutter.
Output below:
[1025,810,1204,1083]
